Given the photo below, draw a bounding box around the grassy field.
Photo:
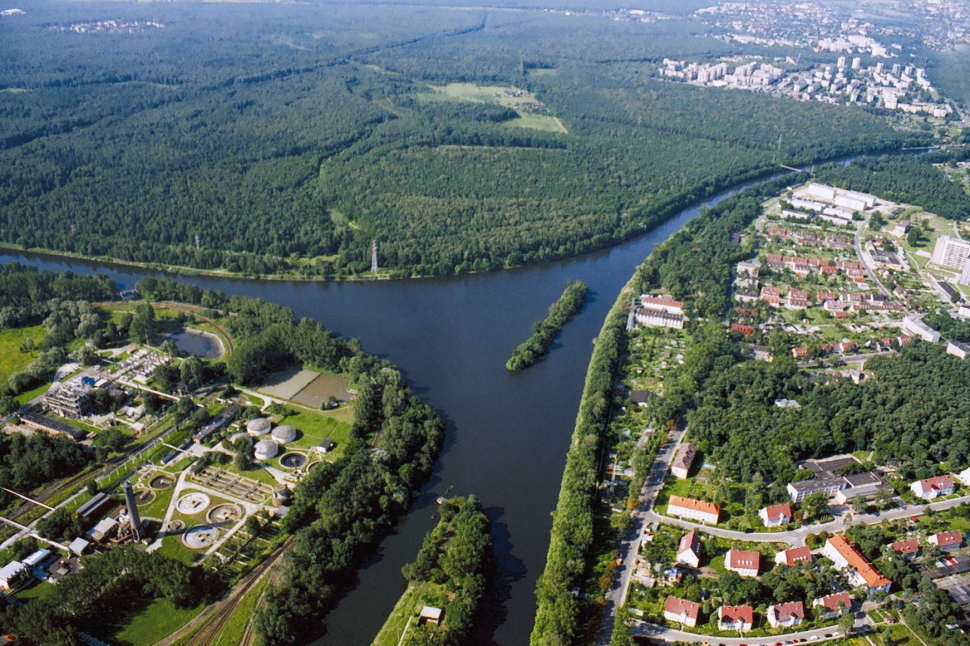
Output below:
[210,576,272,646]
[282,409,353,457]
[419,82,567,133]
[0,325,45,385]
[114,598,206,646]
[138,485,176,520]
[156,534,200,565]
[372,582,430,646]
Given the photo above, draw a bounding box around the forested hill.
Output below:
[0,3,916,278]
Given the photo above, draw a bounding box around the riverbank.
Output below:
[0,153,878,284]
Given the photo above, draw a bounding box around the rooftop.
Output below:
[668,495,719,516]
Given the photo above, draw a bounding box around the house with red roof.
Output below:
[667,496,720,525]
[676,530,702,568]
[891,539,919,559]
[823,535,891,593]
[671,444,698,480]
[812,592,852,619]
[767,601,805,628]
[664,596,700,627]
[725,549,760,577]
[774,546,813,568]
[930,530,963,550]
[759,503,792,528]
[910,474,955,500]
[718,605,753,632]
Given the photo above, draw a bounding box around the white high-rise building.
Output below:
[851,57,861,70]
[931,235,970,271]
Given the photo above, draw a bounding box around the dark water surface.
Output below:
[2,187,744,645]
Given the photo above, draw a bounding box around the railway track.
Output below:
[156,536,292,646]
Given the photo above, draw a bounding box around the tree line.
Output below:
[507,280,587,371]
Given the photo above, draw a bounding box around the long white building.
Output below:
[931,235,970,271]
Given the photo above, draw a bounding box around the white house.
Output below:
[667,496,719,525]
[767,601,805,628]
[930,530,963,550]
[775,546,813,568]
[724,549,760,577]
[664,596,700,627]
[718,605,753,632]
[958,467,970,488]
[671,444,698,480]
[759,503,792,528]
[910,474,955,500]
[676,530,702,568]
[813,592,852,619]
[823,535,892,593]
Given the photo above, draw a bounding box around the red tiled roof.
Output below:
[668,495,719,516]
[642,295,684,309]
[762,503,792,522]
[665,596,700,620]
[780,546,813,567]
[817,592,852,612]
[726,549,760,570]
[673,444,698,472]
[771,601,805,621]
[719,605,753,623]
[827,535,891,589]
[935,530,963,547]
[678,530,701,556]
[892,539,919,555]
[915,475,954,493]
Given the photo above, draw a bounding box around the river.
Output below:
[2,185,748,644]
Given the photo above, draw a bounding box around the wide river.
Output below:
[2,186,746,644]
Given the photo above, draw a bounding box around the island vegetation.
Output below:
[373,496,492,646]
[507,280,588,371]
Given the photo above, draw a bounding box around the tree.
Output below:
[851,495,868,514]
[129,303,156,344]
[801,491,829,522]
[19,336,35,354]
[180,356,204,390]
[838,612,855,636]
[745,472,766,518]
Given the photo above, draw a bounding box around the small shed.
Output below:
[69,537,91,556]
[316,438,336,453]
[419,605,443,626]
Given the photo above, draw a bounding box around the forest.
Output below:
[0,2,916,278]
[397,496,493,646]
[506,280,587,371]
[816,151,970,221]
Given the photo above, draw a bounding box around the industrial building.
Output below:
[42,379,93,419]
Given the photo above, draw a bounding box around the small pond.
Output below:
[161,327,223,360]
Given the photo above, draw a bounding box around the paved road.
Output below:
[645,494,970,549]
[853,214,899,307]
[596,425,687,645]
[630,610,871,646]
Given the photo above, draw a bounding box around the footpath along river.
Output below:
[1,182,755,645]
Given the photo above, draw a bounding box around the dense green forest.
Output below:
[396,496,493,646]
[0,546,194,645]
[507,280,587,371]
[0,2,913,277]
[816,152,970,220]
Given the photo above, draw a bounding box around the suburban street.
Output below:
[596,425,688,645]
[596,423,970,645]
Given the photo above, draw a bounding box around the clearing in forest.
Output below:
[420,83,568,133]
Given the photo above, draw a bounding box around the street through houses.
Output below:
[594,428,970,645]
